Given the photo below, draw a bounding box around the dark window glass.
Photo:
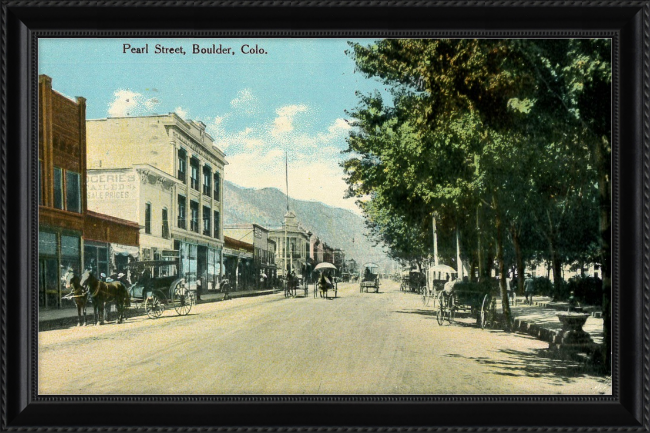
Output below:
[177,149,187,182]
[65,171,81,213]
[190,159,199,190]
[214,172,220,201]
[162,208,169,239]
[203,206,211,236]
[53,167,63,210]
[214,210,220,239]
[190,201,199,233]
[145,203,152,234]
[203,166,211,197]
[178,195,186,229]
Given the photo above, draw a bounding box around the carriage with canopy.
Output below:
[125,259,196,319]
[422,264,458,307]
[400,269,426,293]
[359,262,380,293]
[313,262,338,298]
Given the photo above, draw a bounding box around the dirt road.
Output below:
[39,281,611,395]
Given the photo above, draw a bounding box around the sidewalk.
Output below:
[497,296,604,359]
[38,287,278,331]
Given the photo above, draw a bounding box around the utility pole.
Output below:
[432,213,439,266]
[456,226,463,280]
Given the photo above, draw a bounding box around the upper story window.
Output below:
[177,195,186,229]
[162,208,170,239]
[53,167,63,210]
[213,172,221,201]
[65,171,81,213]
[202,205,211,236]
[203,166,212,197]
[177,148,187,183]
[190,201,199,233]
[145,203,152,234]
[190,158,199,191]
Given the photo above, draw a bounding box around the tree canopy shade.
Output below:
[342,38,610,368]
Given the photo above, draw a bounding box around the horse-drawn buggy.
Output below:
[284,272,308,297]
[125,259,196,319]
[314,262,338,299]
[400,270,426,293]
[360,262,380,293]
[436,279,497,328]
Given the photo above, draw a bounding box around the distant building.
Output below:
[86,114,227,289]
[38,75,139,308]
[268,211,311,278]
[224,223,276,289]
[223,236,254,291]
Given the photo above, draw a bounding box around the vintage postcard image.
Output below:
[37,38,612,395]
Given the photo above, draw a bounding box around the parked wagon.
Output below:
[125,259,196,319]
[360,263,380,293]
[436,279,497,328]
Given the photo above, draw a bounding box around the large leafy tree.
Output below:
[343,39,609,347]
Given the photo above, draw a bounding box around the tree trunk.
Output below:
[549,240,563,301]
[512,226,525,295]
[495,202,512,331]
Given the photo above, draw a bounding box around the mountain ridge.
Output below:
[223,180,389,268]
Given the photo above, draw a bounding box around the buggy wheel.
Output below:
[447,294,456,324]
[145,296,164,319]
[436,296,445,326]
[421,289,430,307]
[172,284,193,316]
[480,294,490,329]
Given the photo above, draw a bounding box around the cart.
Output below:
[436,279,497,328]
[360,262,380,293]
[125,259,196,319]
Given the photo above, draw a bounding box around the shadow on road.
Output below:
[444,348,610,384]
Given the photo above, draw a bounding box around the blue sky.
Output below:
[39,38,386,214]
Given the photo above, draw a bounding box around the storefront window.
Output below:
[60,235,81,277]
[66,171,81,213]
[84,241,109,278]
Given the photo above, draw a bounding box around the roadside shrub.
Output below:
[529,277,554,297]
[567,276,603,306]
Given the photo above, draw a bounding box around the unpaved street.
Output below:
[39,281,611,395]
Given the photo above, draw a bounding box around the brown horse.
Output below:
[62,267,88,326]
[80,269,130,324]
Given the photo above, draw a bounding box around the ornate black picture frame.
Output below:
[2,1,648,429]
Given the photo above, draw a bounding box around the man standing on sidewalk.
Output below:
[524,274,534,305]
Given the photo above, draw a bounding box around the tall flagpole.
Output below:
[284,151,289,285]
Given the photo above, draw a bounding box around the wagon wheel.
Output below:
[436,294,445,326]
[421,287,430,307]
[144,295,164,319]
[447,293,457,324]
[171,281,193,316]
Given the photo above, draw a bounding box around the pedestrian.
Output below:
[524,274,534,305]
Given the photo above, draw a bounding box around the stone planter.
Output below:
[552,312,594,353]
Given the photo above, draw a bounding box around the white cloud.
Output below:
[271,104,308,137]
[174,106,188,119]
[230,89,259,115]
[107,90,142,117]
